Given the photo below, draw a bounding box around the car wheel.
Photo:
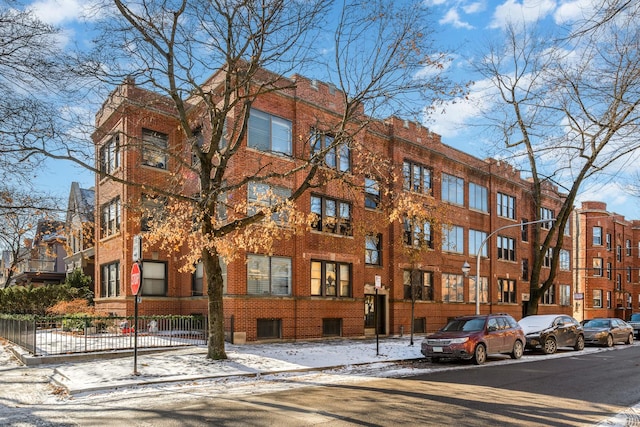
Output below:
[510,340,524,359]
[473,343,487,365]
[574,334,585,351]
[543,337,557,354]
[627,333,634,345]
[605,334,614,347]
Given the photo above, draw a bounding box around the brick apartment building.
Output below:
[573,201,640,321]
[92,68,573,342]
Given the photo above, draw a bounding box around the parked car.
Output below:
[518,314,584,354]
[420,314,525,365]
[583,318,634,347]
[628,313,640,338]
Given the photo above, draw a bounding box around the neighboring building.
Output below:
[91,68,573,341]
[64,182,95,291]
[573,201,640,321]
[10,219,67,287]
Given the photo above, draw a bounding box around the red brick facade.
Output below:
[92,70,573,342]
[574,201,640,321]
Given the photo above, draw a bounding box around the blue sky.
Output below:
[23,0,640,220]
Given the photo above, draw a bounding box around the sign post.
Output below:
[375,275,381,356]
[131,261,142,376]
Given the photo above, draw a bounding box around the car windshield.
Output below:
[442,318,485,332]
[630,314,640,322]
[584,319,609,328]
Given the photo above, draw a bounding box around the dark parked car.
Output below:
[420,314,525,365]
[628,313,640,338]
[583,318,634,347]
[518,314,584,354]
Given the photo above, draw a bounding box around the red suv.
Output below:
[420,314,525,365]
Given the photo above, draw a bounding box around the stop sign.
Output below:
[131,262,142,296]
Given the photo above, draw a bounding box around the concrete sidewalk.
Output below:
[43,337,424,395]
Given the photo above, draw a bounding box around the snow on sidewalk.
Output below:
[51,337,424,394]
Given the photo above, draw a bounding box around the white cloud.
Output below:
[463,1,486,14]
[440,8,475,29]
[28,0,94,25]
[554,0,592,23]
[489,0,557,29]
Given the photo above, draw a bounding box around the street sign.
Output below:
[132,235,143,262]
[131,262,142,296]
[375,275,381,289]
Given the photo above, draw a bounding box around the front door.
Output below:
[364,294,386,335]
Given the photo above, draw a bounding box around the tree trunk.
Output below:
[204,251,227,360]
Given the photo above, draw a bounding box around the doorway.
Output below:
[364,294,386,335]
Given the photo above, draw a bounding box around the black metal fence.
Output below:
[0,314,207,356]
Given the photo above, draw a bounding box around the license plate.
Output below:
[433,346,443,352]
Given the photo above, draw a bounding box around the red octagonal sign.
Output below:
[131,262,141,296]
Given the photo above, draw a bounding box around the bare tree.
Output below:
[68,0,461,359]
[474,10,640,315]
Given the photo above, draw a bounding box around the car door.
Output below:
[611,319,625,342]
[485,317,503,353]
[558,315,578,347]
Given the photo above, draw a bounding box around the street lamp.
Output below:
[465,218,557,316]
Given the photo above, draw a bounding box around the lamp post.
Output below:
[464,218,556,315]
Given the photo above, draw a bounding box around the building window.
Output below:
[403,270,434,301]
[100,197,121,238]
[404,218,432,248]
[442,173,464,205]
[247,254,292,295]
[442,273,464,302]
[191,260,226,296]
[627,239,632,256]
[540,207,554,229]
[469,276,488,303]
[364,177,380,209]
[607,291,612,308]
[497,235,515,261]
[248,182,291,223]
[141,194,166,232]
[311,195,352,235]
[616,274,622,291]
[522,258,529,281]
[257,319,281,340]
[142,128,168,169]
[100,262,120,298]
[469,183,488,212]
[498,278,516,303]
[593,289,603,308]
[627,266,632,283]
[521,219,529,242]
[365,234,382,266]
[497,193,515,219]
[402,160,431,194]
[617,245,622,261]
[606,233,612,250]
[543,247,552,268]
[311,131,350,172]
[99,135,120,174]
[192,262,204,296]
[593,257,603,276]
[593,226,602,246]
[142,261,167,296]
[560,285,571,306]
[469,229,488,257]
[311,260,351,297]
[560,249,570,271]
[607,262,612,279]
[248,108,292,155]
[542,285,555,304]
[442,225,464,253]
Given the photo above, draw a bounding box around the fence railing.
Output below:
[0,315,207,356]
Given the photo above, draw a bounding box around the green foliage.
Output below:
[63,269,94,305]
[0,284,80,315]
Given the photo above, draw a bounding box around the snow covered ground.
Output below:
[0,336,637,426]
